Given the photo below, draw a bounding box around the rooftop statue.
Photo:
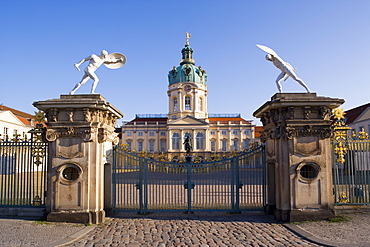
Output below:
[257,44,310,93]
[69,50,126,95]
[185,31,191,45]
[183,136,192,155]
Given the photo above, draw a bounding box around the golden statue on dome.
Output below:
[185,32,191,45]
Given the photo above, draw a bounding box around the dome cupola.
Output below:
[168,32,207,86]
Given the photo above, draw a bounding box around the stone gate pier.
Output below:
[254,93,344,222]
[33,95,123,224]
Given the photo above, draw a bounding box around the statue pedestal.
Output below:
[34,95,123,224]
[254,93,344,222]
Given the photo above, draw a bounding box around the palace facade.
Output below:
[116,36,256,156]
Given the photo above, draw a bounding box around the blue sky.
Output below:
[1,0,370,125]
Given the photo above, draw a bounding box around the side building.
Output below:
[344,102,370,135]
[117,36,256,159]
[0,105,36,141]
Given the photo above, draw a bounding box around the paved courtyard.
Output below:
[64,212,320,247]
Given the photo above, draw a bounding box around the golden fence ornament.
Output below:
[28,111,47,166]
[333,108,351,164]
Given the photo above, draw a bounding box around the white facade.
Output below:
[0,110,33,141]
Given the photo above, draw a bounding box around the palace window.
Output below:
[210,131,216,135]
[184,132,192,139]
[126,131,132,136]
[149,131,155,136]
[173,97,178,111]
[244,139,250,150]
[185,96,191,110]
[221,139,227,152]
[13,129,18,138]
[149,140,155,152]
[160,131,166,136]
[196,132,204,150]
[138,140,143,152]
[210,140,216,151]
[3,127,8,138]
[172,133,180,150]
[232,139,239,151]
[138,131,144,136]
[160,140,166,152]
[221,130,227,135]
[232,130,238,135]
[244,130,250,136]
[126,141,132,150]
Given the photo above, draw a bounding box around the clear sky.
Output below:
[1,0,370,125]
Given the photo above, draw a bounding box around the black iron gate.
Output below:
[113,145,266,214]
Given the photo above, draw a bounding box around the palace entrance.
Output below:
[112,145,266,214]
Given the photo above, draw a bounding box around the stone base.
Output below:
[264,204,276,215]
[275,208,334,222]
[0,207,45,218]
[47,210,105,224]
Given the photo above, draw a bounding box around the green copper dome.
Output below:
[168,43,207,85]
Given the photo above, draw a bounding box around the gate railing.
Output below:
[332,108,370,205]
[113,145,266,214]
[0,122,47,207]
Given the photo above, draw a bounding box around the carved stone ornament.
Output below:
[47,108,59,122]
[294,137,321,156]
[266,141,275,157]
[57,144,83,159]
[303,107,311,119]
[318,106,331,120]
[98,128,119,144]
[285,125,333,139]
[66,127,75,135]
[82,129,94,142]
[282,127,296,139]
[83,108,92,122]
[46,129,58,142]
[66,108,74,122]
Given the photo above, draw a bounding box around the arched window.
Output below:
[221,139,228,152]
[138,140,143,152]
[160,139,166,152]
[232,139,239,151]
[244,139,250,150]
[185,96,191,110]
[149,140,155,152]
[196,132,204,150]
[126,140,132,150]
[184,132,192,139]
[173,97,178,111]
[172,133,180,150]
[210,140,216,151]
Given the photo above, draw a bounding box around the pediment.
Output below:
[354,107,370,123]
[0,111,26,126]
[168,115,208,126]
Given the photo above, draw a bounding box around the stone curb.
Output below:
[284,223,360,247]
[39,225,96,247]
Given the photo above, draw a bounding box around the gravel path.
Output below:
[296,212,370,246]
[0,217,87,247]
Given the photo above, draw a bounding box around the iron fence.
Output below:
[333,138,370,204]
[0,130,47,206]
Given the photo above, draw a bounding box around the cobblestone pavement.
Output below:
[65,212,321,247]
